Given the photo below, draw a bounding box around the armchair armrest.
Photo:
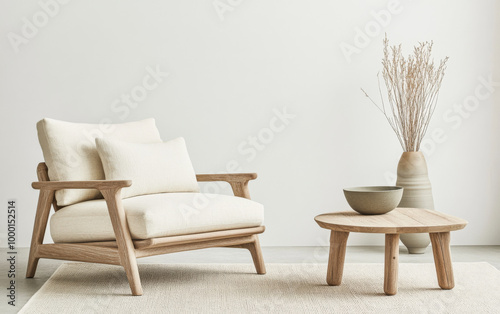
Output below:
[196,173,257,199]
[196,173,257,183]
[30,165,136,276]
[32,180,132,191]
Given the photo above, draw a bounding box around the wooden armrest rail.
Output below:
[32,180,132,190]
[196,173,257,199]
[196,173,257,183]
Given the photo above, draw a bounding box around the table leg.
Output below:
[430,232,454,289]
[384,234,399,295]
[327,231,349,286]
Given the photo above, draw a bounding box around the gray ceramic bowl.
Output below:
[343,186,403,215]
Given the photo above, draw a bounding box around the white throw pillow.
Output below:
[37,118,162,206]
[95,137,200,199]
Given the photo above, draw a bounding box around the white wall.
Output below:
[1,0,499,247]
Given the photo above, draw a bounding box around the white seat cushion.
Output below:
[50,193,264,243]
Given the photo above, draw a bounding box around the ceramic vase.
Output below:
[396,151,434,254]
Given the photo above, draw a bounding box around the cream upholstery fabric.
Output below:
[96,137,199,199]
[50,193,264,242]
[37,118,162,206]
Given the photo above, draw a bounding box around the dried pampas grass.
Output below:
[362,35,449,152]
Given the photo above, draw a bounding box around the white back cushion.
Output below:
[96,137,199,199]
[37,118,162,206]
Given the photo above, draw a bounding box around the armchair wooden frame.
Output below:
[27,163,266,296]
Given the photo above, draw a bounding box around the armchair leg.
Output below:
[102,189,143,296]
[27,189,54,278]
[228,235,266,274]
[246,235,266,274]
[26,257,40,279]
[121,250,142,296]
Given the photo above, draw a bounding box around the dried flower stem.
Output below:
[362,35,448,152]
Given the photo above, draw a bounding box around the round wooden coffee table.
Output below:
[314,208,467,295]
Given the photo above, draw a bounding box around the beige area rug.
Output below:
[19,262,500,314]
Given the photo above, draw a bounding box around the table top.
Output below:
[315,208,468,234]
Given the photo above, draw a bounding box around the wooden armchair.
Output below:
[27,162,266,296]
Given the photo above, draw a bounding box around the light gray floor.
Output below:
[2,246,499,313]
